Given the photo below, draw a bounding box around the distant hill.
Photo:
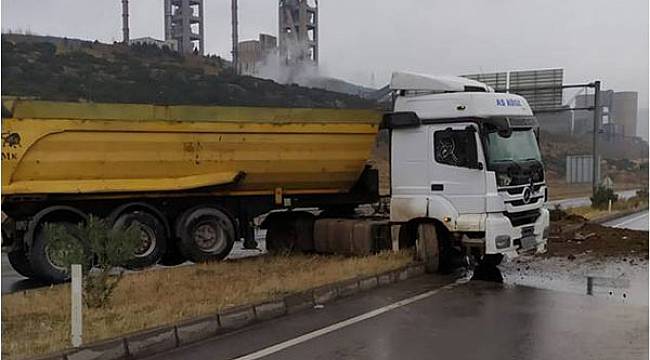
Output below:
[1,34,374,109]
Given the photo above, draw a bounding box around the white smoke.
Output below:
[254,50,320,86]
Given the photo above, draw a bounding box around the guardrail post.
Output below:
[71,264,83,347]
[390,225,401,252]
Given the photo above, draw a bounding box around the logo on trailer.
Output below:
[1,132,21,148]
[496,98,523,107]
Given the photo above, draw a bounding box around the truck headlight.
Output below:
[496,235,511,249]
[497,174,512,187]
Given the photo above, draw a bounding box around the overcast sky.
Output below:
[2,0,648,110]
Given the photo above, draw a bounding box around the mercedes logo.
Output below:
[522,187,533,204]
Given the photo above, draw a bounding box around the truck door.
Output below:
[428,123,486,214]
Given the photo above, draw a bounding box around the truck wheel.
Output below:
[113,211,167,269]
[265,212,315,253]
[472,254,504,283]
[416,223,440,273]
[8,249,36,278]
[160,240,186,267]
[177,207,235,263]
[29,223,90,283]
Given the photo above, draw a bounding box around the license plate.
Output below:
[520,236,537,251]
[522,226,535,237]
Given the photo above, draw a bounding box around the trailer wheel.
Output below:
[8,249,35,278]
[416,223,440,273]
[30,222,90,283]
[177,207,235,263]
[113,211,167,269]
[160,240,186,267]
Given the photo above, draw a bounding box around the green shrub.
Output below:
[45,216,141,308]
[590,186,619,210]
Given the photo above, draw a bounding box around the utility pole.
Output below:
[122,0,130,43]
[231,0,239,74]
[592,80,602,195]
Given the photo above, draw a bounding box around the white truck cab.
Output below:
[386,72,549,265]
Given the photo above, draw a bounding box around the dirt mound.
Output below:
[549,208,588,223]
[547,221,648,259]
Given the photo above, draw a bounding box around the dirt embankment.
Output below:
[547,210,648,260]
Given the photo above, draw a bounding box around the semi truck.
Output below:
[1,72,549,282]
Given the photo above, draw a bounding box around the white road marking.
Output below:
[611,212,649,228]
[230,280,465,360]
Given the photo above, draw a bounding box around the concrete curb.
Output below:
[29,262,426,360]
[591,206,649,225]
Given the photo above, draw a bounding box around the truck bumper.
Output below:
[483,208,549,258]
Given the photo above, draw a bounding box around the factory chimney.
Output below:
[232,0,239,74]
[122,0,130,43]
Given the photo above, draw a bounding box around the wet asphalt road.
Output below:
[144,275,648,360]
[604,211,649,231]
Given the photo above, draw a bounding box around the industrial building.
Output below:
[164,0,205,55]
[278,0,319,66]
[574,91,639,138]
[238,34,278,75]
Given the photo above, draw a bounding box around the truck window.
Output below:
[434,129,478,168]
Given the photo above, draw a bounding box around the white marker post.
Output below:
[71,264,83,347]
[608,199,612,213]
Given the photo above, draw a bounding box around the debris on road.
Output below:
[547,210,648,260]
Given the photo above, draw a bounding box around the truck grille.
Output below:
[504,209,541,227]
[508,196,544,206]
[504,184,544,195]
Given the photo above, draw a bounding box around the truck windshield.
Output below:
[484,128,541,166]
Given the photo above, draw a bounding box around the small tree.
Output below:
[590,185,618,210]
[46,216,141,308]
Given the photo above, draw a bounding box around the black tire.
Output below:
[177,207,236,263]
[416,223,440,273]
[265,213,315,253]
[113,211,167,270]
[398,223,416,249]
[7,248,35,278]
[471,254,504,283]
[29,223,90,284]
[265,221,291,252]
[160,239,186,267]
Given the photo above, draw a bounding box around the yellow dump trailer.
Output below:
[1,100,383,282]
[2,100,381,196]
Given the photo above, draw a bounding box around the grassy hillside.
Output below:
[1,35,374,109]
